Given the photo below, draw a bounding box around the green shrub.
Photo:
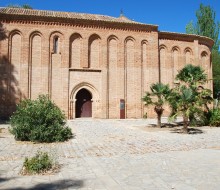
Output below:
[209,108,220,127]
[22,151,57,175]
[188,110,212,127]
[10,95,72,142]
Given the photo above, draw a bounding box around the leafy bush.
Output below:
[185,109,211,127]
[209,108,220,127]
[168,64,212,133]
[21,151,58,175]
[10,95,72,142]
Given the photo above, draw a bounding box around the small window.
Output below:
[53,37,59,53]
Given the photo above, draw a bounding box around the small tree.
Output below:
[186,3,219,51]
[10,95,72,142]
[186,3,220,96]
[142,83,170,128]
[168,64,212,133]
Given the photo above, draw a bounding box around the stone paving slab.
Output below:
[0,119,220,189]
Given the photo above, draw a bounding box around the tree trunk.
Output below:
[155,106,164,128]
[157,113,162,128]
[183,114,188,134]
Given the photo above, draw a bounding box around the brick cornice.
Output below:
[0,13,158,32]
[159,31,214,49]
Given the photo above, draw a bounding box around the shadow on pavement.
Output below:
[171,127,204,134]
[148,121,204,135]
[149,121,184,128]
[0,177,14,183]
[3,179,84,190]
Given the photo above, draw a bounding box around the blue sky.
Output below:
[0,0,219,33]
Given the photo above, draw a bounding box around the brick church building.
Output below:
[0,7,214,119]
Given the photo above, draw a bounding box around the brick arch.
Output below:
[201,50,208,57]
[184,47,193,55]
[201,51,209,71]
[28,31,45,99]
[8,30,23,58]
[107,35,119,118]
[70,82,99,101]
[125,36,135,42]
[141,40,149,57]
[69,82,100,119]
[124,36,135,45]
[159,44,167,51]
[184,47,193,65]
[29,30,43,39]
[171,46,181,53]
[141,40,148,63]
[107,35,118,41]
[9,30,23,67]
[29,32,43,99]
[171,46,181,83]
[141,40,149,65]
[49,31,64,104]
[141,39,149,115]
[75,88,93,118]
[69,33,83,68]
[125,36,137,118]
[141,40,148,65]
[70,33,83,39]
[88,34,101,68]
[159,45,167,83]
[9,30,23,65]
[49,31,64,54]
[124,37,135,64]
[200,51,211,88]
[9,29,23,39]
[49,31,64,37]
[9,30,23,62]
[29,31,43,46]
[89,33,101,40]
[9,30,23,103]
[29,31,43,56]
[141,40,148,45]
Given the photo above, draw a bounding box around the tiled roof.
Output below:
[159,31,214,42]
[0,7,151,26]
[159,31,214,48]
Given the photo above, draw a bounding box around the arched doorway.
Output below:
[75,88,92,118]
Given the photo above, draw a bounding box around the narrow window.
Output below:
[53,37,59,53]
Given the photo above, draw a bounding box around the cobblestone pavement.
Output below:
[1,119,220,190]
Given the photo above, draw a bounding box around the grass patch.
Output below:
[20,151,60,175]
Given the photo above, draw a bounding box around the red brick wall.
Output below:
[0,20,212,119]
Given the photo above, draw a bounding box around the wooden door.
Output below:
[75,88,92,118]
[81,100,92,117]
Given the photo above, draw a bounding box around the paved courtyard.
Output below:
[0,119,220,190]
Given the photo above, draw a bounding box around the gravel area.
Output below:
[0,119,220,190]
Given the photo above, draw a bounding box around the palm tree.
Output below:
[168,64,212,133]
[142,83,170,128]
[169,86,201,133]
[176,64,207,87]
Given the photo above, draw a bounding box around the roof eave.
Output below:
[159,31,214,49]
[0,7,158,32]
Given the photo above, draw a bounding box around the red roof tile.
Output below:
[0,7,154,26]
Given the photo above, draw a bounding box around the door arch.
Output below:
[69,82,100,119]
[75,88,92,118]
